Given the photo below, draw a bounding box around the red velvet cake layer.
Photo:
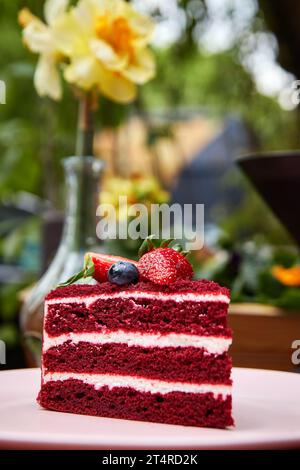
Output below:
[46,279,230,300]
[43,341,232,384]
[38,379,233,428]
[45,299,230,337]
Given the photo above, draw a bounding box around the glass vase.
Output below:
[20,156,104,367]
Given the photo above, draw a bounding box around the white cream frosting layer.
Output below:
[43,372,231,398]
[46,291,230,307]
[43,330,231,354]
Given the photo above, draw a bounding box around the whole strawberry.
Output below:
[138,238,193,285]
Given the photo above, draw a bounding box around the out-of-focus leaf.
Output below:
[275,289,300,310]
[0,323,18,347]
[258,270,285,300]
[7,62,34,78]
[0,284,20,321]
[272,249,298,268]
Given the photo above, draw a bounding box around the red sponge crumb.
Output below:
[45,299,231,337]
[43,341,232,384]
[46,279,230,301]
[38,379,234,429]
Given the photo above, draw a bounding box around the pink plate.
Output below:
[0,367,299,449]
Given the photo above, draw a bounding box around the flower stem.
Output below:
[76,93,95,157]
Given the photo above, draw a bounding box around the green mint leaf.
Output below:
[57,268,86,288]
[57,256,95,287]
[83,254,95,277]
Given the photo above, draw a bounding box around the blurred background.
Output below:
[1,0,300,371]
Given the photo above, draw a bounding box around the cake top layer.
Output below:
[46,279,230,301]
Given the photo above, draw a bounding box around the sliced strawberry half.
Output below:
[85,252,138,283]
[58,252,138,287]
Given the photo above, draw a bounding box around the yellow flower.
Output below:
[52,0,156,103]
[271,265,300,287]
[19,0,69,101]
[100,176,170,214]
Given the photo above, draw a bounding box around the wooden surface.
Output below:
[229,303,300,372]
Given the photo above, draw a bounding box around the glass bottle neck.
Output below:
[61,156,103,251]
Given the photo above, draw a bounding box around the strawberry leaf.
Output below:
[172,244,183,253]
[138,234,156,258]
[160,238,175,248]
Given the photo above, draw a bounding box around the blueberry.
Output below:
[108,261,139,286]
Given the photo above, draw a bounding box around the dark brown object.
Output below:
[237,151,300,246]
[259,0,300,78]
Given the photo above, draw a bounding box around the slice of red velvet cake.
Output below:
[38,279,233,428]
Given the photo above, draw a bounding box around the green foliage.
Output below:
[0,280,34,347]
[0,283,22,321]
[0,1,77,204]
[0,0,298,202]
[197,241,300,310]
[0,323,18,347]
[275,289,300,310]
[0,1,137,204]
[219,173,292,245]
[0,217,40,264]
[141,47,298,151]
